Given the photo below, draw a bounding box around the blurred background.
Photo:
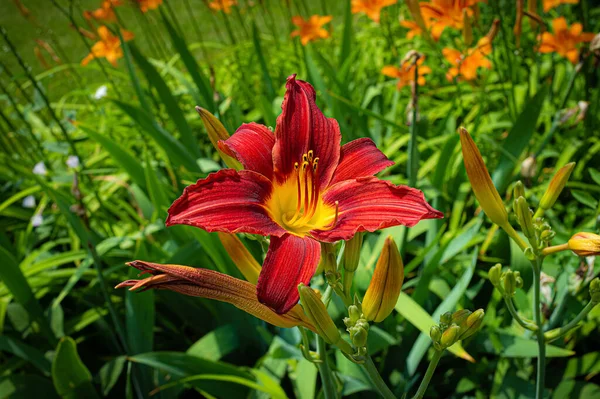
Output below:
[1,0,599,398]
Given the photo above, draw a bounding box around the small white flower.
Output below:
[33,162,47,176]
[66,155,80,169]
[22,195,36,209]
[94,85,108,100]
[31,214,43,227]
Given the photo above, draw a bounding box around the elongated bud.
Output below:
[539,162,575,211]
[590,278,600,304]
[452,309,472,326]
[459,127,508,227]
[486,19,500,43]
[298,284,341,345]
[568,232,600,257]
[513,0,523,48]
[513,181,525,199]
[527,0,538,29]
[405,0,430,41]
[440,324,461,348]
[218,233,261,284]
[321,242,338,278]
[343,233,363,273]
[462,9,473,46]
[196,107,242,170]
[514,197,535,239]
[362,237,404,323]
[458,309,484,340]
[489,264,502,287]
[503,271,517,297]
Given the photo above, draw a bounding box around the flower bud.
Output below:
[514,196,535,239]
[348,305,362,324]
[343,233,363,273]
[590,278,600,304]
[440,324,461,348]
[458,309,484,340]
[430,325,442,343]
[539,162,575,211]
[320,242,338,276]
[196,107,242,170]
[489,264,502,287]
[362,237,404,323]
[298,284,340,345]
[568,232,600,257]
[459,127,508,227]
[540,229,555,242]
[350,326,368,348]
[513,181,525,200]
[451,309,472,326]
[462,9,473,46]
[440,312,453,326]
[503,271,517,297]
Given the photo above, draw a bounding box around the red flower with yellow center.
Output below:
[166,75,442,314]
[539,17,595,64]
[291,15,333,46]
[351,0,397,23]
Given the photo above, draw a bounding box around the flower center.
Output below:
[268,150,338,236]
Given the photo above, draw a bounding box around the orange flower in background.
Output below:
[81,26,134,67]
[400,19,427,39]
[291,15,333,45]
[382,57,431,89]
[543,0,578,12]
[209,0,237,13]
[443,37,492,81]
[539,17,594,64]
[351,0,397,23]
[420,0,482,40]
[85,0,118,22]
[136,0,162,12]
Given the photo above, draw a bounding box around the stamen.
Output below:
[307,150,313,162]
[304,201,339,231]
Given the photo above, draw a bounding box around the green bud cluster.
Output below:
[488,265,523,298]
[344,300,369,356]
[430,309,485,351]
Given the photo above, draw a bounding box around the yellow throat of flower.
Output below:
[268,150,338,236]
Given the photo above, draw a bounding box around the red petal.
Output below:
[330,138,394,185]
[218,123,275,180]
[256,234,321,314]
[166,169,286,236]
[272,75,341,190]
[312,177,443,242]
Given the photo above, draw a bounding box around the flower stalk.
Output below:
[412,350,443,399]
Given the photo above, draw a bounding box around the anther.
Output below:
[294,162,299,170]
[308,150,313,162]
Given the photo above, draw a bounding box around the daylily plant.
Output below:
[351,0,397,23]
[81,26,134,67]
[136,0,162,13]
[291,16,333,45]
[419,0,481,41]
[443,37,492,81]
[165,75,442,314]
[539,17,595,64]
[382,56,431,89]
[209,0,237,13]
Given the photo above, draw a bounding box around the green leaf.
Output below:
[0,246,56,345]
[480,331,575,357]
[187,324,240,361]
[395,293,473,362]
[0,375,59,398]
[129,44,200,157]
[128,351,253,397]
[0,335,52,375]
[553,380,600,399]
[52,337,99,399]
[252,24,275,101]
[143,151,171,216]
[97,356,126,397]
[339,0,353,67]
[491,86,548,192]
[571,189,598,209]
[113,100,200,172]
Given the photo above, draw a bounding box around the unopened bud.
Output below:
[459,127,508,227]
[514,197,535,239]
[568,232,600,257]
[348,305,361,324]
[440,324,461,348]
[350,325,368,348]
[298,284,340,345]
[452,309,472,326]
[430,325,442,343]
[539,162,576,211]
[503,271,517,297]
[362,237,404,322]
[458,309,485,340]
[197,107,242,170]
[513,181,525,199]
[489,264,502,287]
[343,233,363,273]
[320,242,338,276]
[462,9,473,46]
[590,278,600,303]
[440,312,452,326]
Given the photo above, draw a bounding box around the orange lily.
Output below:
[209,0,237,13]
[351,0,397,23]
[400,19,428,39]
[81,26,134,67]
[420,0,482,40]
[85,0,120,22]
[443,37,492,81]
[136,0,162,12]
[543,0,577,12]
[382,57,431,89]
[539,17,595,64]
[291,15,333,45]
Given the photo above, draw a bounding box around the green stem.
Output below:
[501,222,529,252]
[363,355,396,399]
[545,301,597,343]
[412,350,443,399]
[533,257,546,399]
[505,297,539,331]
[316,335,338,399]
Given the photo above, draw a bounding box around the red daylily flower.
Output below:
[167,75,443,314]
